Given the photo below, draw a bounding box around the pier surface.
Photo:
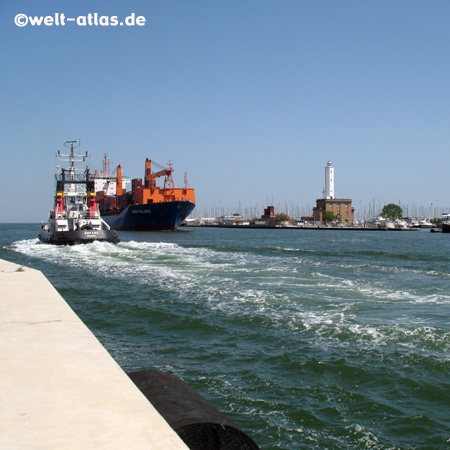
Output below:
[0,258,187,449]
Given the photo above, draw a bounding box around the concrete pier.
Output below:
[0,259,187,449]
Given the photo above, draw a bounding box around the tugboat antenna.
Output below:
[64,139,80,149]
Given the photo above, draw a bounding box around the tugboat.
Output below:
[38,141,120,245]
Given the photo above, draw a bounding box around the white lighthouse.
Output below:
[324,161,334,199]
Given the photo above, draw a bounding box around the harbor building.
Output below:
[313,162,355,223]
[253,206,276,226]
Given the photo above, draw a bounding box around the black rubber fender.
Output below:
[128,370,260,450]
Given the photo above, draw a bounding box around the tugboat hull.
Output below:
[38,229,120,245]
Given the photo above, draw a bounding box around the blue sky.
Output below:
[1,0,449,222]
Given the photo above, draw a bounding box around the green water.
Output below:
[3,224,450,449]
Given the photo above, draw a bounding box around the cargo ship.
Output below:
[39,141,120,245]
[94,155,195,231]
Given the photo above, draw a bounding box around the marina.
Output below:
[185,222,423,231]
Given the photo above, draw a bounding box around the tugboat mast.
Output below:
[56,140,91,184]
[56,140,90,167]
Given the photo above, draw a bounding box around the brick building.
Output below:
[313,198,354,223]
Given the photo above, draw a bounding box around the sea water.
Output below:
[2,223,450,449]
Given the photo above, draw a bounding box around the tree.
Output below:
[274,213,290,223]
[381,203,403,220]
[322,210,335,223]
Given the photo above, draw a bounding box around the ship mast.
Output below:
[56,140,90,177]
[55,140,91,192]
[101,152,111,176]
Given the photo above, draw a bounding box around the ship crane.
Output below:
[144,159,175,189]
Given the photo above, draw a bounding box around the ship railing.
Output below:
[66,215,104,231]
[101,217,111,230]
[68,210,101,220]
[58,173,89,182]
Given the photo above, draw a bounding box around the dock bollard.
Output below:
[128,370,260,450]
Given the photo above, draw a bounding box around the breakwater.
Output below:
[0,257,187,449]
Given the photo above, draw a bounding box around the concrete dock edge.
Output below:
[0,258,188,449]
